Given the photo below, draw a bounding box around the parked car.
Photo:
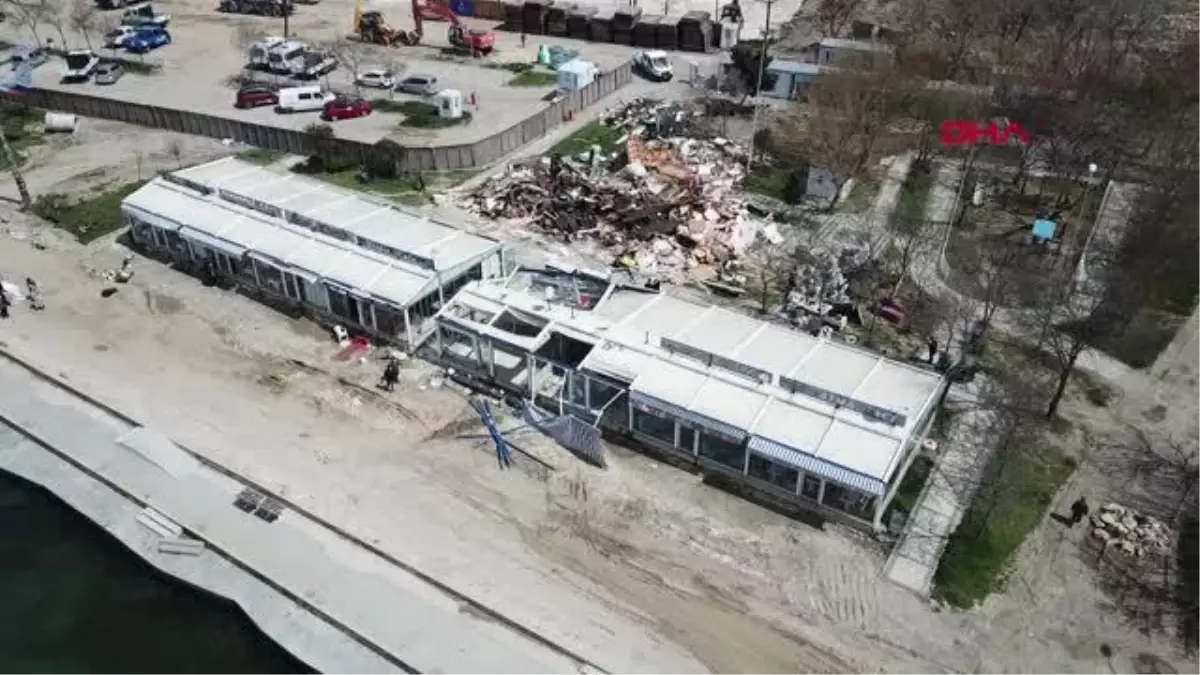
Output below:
[321,96,372,121]
[246,36,285,70]
[355,68,394,89]
[125,27,171,53]
[103,25,138,49]
[395,74,438,96]
[632,49,673,82]
[10,45,48,71]
[61,49,100,82]
[234,83,278,108]
[265,40,305,75]
[291,50,337,79]
[121,2,171,27]
[93,61,124,85]
[275,85,334,113]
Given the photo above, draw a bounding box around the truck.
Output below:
[120,3,171,27]
[633,50,673,82]
[61,49,100,82]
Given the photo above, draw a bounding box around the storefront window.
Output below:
[801,474,822,500]
[374,304,406,339]
[633,407,675,445]
[677,425,695,454]
[569,372,588,406]
[698,429,745,472]
[253,259,285,296]
[747,453,799,493]
[821,482,877,520]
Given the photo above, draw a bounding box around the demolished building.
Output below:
[432,266,947,531]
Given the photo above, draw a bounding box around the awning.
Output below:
[179,226,246,258]
[630,392,747,441]
[123,205,182,233]
[748,435,886,496]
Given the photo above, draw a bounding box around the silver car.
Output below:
[395,74,438,96]
[94,62,124,85]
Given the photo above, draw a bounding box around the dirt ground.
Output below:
[1,120,1198,674]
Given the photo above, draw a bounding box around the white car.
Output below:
[61,49,100,82]
[103,26,138,49]
[356,68,395,89]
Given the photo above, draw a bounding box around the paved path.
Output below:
[886,160,1147,595]
[0,359,593,675]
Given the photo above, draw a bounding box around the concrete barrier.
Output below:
[16,62,632,172]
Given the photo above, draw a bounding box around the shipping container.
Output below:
[567,5,596,39]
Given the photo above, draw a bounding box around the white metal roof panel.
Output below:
[173,157,257,185]
[818,421,903,481]
[610,295,697,343]
[852,361,942,421]
[305,196,388,226]
[278,188,350,215]
[321,250,389,293]
[351,211,447,250]
[688,376,768,431]
[752,397,831,456]
[790,343,879,396]
[426,232,499,271]
[238,175,318,204]
[364,266,433,306]
[676,306,762,355]
[630,359,706,409]
[580,343,652,383]
[590,288,654,323]
[730,322,821,376]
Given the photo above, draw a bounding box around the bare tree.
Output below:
[6,0,53,46]
[325,38,370,95]
[66,0,97,50]
[41,0,71,50]
[813,0,863,38]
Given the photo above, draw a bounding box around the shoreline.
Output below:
[0,349,598,675]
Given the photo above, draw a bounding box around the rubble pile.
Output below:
[1091,502,1172,557]
[467,99,763,282]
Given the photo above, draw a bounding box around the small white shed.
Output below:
[435,89,464,119]
[556,59,598,91]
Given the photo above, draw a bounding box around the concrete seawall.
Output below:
[0,352,598,674]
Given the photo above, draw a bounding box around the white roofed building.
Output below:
[434,267,947,531]
[121,157,505,347]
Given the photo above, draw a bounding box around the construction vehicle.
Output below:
[354,0,494,54]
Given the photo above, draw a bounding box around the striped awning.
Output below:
[748,435,886,496]
[124,205,182,233]
[629,392,747,441]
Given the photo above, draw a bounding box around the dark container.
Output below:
[567,6,597,40]
[545,2,572,36]
[502,0,523,27]
[522,0,553,35]
[656,15,681,50]
[633,15,661,48]
[678,10,712,52]
[611,6,642,31]
[589,10,614,42]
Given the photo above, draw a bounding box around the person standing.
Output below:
[379,357,400,392]
[0,287,10,319]
[1068,497,1090,527]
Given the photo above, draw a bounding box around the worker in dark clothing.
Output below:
[519,32,527,49]
[379,357,400,392]
[0,287,9,319]
[927,336,939,363]
[1068,497,1090,527]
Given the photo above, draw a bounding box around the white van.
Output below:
[276,85,334,113]
[266,40,305,75]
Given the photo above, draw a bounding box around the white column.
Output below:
[404,306,415,348]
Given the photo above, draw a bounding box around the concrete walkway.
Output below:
[0,362,592,675]
[885,400,996,596]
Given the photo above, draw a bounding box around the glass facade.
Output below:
[821,482,877,520]
[633,407,675,445]
[698,430,745,472]
[747,453,800,493]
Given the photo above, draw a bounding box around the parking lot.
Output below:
[2,0,657,147]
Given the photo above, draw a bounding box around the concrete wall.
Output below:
[19,62,632,172]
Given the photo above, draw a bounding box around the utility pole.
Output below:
[283,1,289,38]
[744,0,774,170]
[0,127,31,210]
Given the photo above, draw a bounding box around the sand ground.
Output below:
[0,109,1196,674]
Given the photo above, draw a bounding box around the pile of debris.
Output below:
[466,99,762,282]
[1091,502,1172,557]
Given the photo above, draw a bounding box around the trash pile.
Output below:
[466,98,763,283]
[1091,502,1172,557]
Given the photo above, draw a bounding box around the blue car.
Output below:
[125,27,171,53]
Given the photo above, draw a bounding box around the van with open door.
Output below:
[275,85,333,113]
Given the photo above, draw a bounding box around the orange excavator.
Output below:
[355,0,494,54]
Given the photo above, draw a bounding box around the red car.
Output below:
[322,96,372,121]
[235,84,278,109]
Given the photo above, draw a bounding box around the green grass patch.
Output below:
[744,165,790,201]
[933,442,1076,608]
[891,455,935,516]
[236,148,287,165]
[507,68,558,87]
[371,100,472,128]
[1074,374,1114,407]
[842,175,879,213]
[1064,308,1187,369]
[484,61,535,73]
[32,181,147,244]
[0,101,44,166]
[550,120,624,157]
[312,169,423,196]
